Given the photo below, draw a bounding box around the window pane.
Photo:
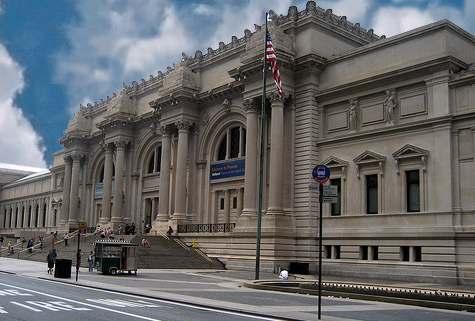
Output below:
[242,128,246,157]
[406,170,420,212]
[147,152,155,173]
[330,178,341,216]
[220,198,225,210]
[217,136,227,160]
[230,127,240,159]
[366,175,378,214]
[232,197,237,209]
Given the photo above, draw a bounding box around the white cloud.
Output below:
[371,1,473,37]
[56,0,192,111]
[193,3,215,16]
[0,44,47,168]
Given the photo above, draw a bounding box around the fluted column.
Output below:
[172,120,191,222]
[68,153,83,226]
[267,94,284,215]
[61,156,72,225]
[241,99,259,216]
[157,127,172,222]
[100,144,114,224]
[111,140,127,225]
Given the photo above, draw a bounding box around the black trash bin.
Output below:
[54,259,72,278]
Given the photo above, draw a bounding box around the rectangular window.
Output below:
[366,174,378,214]
[371,246,379,260]
[232,197,237,209]
[360,246,368,260]
[406,170,420,212]
[330,178,342,216]
[400,246,410,261]
[333,245,341,259]
[414,246,422,262]
[220,198,225,210]
[324,245,332,259]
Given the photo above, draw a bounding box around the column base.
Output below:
[234,209,258,233]
[263,208,295,237]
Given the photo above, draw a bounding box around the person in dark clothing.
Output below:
[47,250,55,274]
[130,223,136,235]
[27,239,33,253]
[167,226,174,237]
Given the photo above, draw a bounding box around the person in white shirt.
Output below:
[279,269,289,280]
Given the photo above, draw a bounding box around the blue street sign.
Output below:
[312,165,330,183]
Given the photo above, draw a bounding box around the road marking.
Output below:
[0,306,7,313]
[87,299,160,308]
[11,301,42,312]
[0,282,163,321]
[36,278,291,321]
[0,289,33,296]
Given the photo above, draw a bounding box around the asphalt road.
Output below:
[0,272,284,321]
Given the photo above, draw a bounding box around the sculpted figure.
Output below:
[384,89,397,124]
[349,99,358,130]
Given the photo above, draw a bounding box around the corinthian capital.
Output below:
[269,92,284,105]
[70,152,85,162]
[114,140,129,150]
[242,98,259,113]
[175,120,193,131]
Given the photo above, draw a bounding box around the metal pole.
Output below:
[255,11,268,281]
[76,230,80,282]
[318,182,323,320]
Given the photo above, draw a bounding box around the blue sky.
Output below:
[0,0,473,167]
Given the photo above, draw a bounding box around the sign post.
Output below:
[312,164,330,320]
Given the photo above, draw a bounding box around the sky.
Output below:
[0,0,473,168]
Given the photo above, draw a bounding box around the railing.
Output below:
[177,223,236,233]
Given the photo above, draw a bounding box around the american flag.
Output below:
[265,32,283,97]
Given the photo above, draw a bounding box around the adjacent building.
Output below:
[1,1,475,284]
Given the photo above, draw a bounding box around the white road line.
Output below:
[0,282,162,321]
[10,301,42,312]
[36,278,286,321]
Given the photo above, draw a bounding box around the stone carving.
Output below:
[242,99,258,113]
[383,89,397,125]
[175,120,193,131]
[222,98,232,113]
[348,98,358,131]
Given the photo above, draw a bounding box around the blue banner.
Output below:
[210,159,245,181]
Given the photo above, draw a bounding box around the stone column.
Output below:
[68,153,82,227]
[5,207,11,229]
[409,246,416,262]
[100,143,114,224]
[111,140,127,225]
[241,99,259,217]
[61,156,72,225]
[267,94,284,215]
[237,188,243,217]
[224,190,230,225]
[38,201,44,228]
[172,120,191,223]
[157,127,172,223]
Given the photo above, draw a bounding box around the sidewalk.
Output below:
[1,257,474,321]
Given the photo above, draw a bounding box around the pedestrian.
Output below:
[47,250,55,274]
[130,222,136,235]
[279,269,289,280]
[88,251,94,272]
[0,236,4,247]
[7,241,13,254]
[39,236,44,250]
[141,238,150,248]
[63,233,68,246]
[27,239,33,253]
[21,237,26,249]
[167,226,174,237]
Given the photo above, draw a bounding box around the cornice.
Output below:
[316,56,467,100]
[328,20,474,65]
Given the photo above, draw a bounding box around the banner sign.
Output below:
[210,159,245,181]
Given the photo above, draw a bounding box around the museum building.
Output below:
[1,1,475,284]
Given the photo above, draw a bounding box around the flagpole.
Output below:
[255,11,268,281]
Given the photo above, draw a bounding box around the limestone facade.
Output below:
[1,2,475,284]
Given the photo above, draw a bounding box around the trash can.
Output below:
[54,259,72,278]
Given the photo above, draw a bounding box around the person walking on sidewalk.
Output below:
[63,233,68,246]
[47,250,55,274]
[87,251,94,272]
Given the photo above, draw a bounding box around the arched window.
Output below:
[43,203,47,227]
[146,145,162,174]
[97,162,115,182]
[216,126,246,161]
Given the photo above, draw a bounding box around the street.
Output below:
[0,272,283,321]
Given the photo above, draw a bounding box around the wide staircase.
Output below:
[137,235,224,269]
[1,231,224,270]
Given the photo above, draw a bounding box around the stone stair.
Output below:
[8,232,224,270]
[137,236,224,269]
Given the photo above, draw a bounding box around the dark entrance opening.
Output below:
[288,262,310,275]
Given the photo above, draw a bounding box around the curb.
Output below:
[243,281,475,313]
[38,277,300,321]
[0,270,16,275]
